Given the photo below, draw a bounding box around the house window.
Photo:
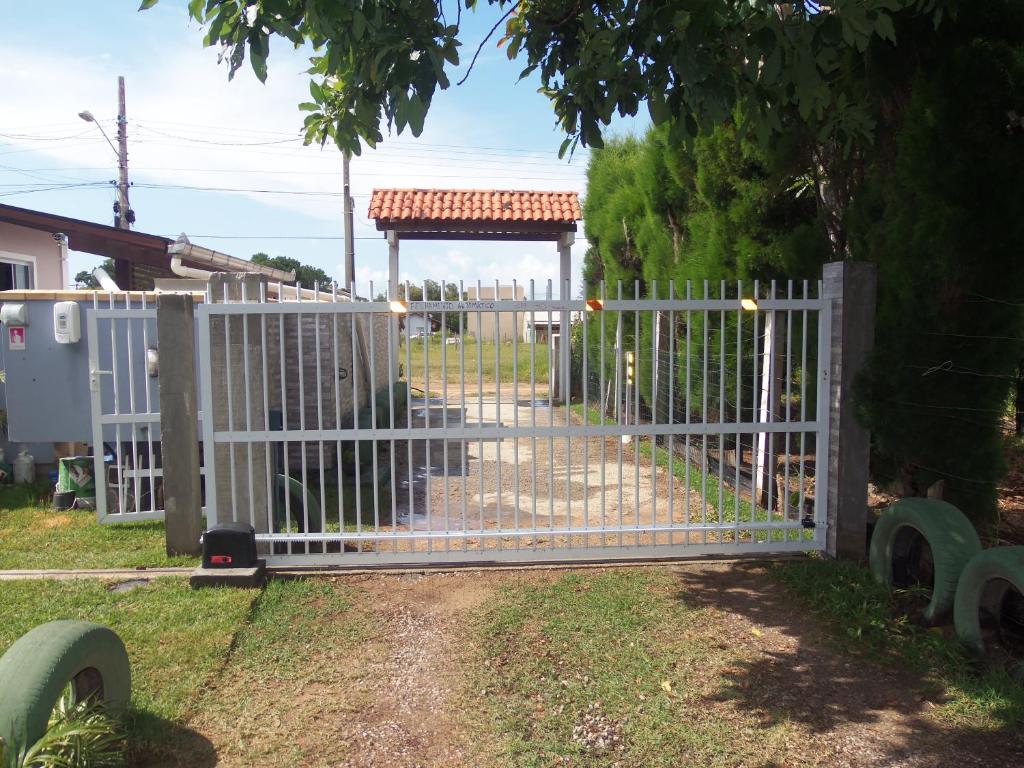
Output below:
[0,259,33,290]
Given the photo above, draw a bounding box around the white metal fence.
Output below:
[196,278,831,566]
[87,295,173,523]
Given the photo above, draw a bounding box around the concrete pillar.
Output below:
[209,273,270,532]
[157,293,202,555]
[823,261,877,560]
[558,232,574,404]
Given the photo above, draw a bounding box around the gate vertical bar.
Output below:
[197,306,218,526]
[87,305,106,521]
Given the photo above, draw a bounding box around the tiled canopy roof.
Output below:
[368,189,581,227]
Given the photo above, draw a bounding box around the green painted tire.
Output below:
[868,498,981,625]
[954,546,1024,657]
[0,621,130,758]
[274,474,323,533]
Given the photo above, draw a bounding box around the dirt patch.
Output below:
[176,571,551,768]
[998,432,1024,545]
[673,562,1024,767]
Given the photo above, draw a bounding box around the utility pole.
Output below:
[342,150,355,290]
[115,76,132,231]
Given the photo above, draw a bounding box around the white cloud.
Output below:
[0,26,592,292]
[0,39,587,224]
[446,249,471,269]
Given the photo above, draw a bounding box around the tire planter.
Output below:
[869,498,982,626]
[954,546,1024,661]
[0,621,130,758]
[274,474,322,533]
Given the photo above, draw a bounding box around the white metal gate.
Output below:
[197,279,831,566]
[87,294,167,524]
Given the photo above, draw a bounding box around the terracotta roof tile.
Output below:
[368,189,582,226]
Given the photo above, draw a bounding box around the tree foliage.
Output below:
[149,0,1024,526]
[583,1,1024,526]
[583,121,830,427]
[250,252,332,290]
[74,258,116,289]
[146,1,950,156]
[398,279,463,333]
[849,8,1024,520]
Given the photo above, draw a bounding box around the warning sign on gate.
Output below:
[8,327,25,350]
[409,300,497,311]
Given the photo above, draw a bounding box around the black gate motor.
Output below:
[201,522,258,568]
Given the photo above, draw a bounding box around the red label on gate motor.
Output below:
[210,555,233,565]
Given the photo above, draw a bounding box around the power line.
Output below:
[0,161,587,180]
[131,181,347,197]
[134,119,591,158]
[2,121,590,165]
[188,234,382,240]
[0,138,107,157]
[0,162,98,185]
[134,124,303,146]
[0,129,96,142]
[0,182,108,198]
[124,141,589,175]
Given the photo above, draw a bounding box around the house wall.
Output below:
[465,284,525,341]
[406,314,433,336]
[265,312,389,470]
[2,296,168,444]
[0,221,67,289]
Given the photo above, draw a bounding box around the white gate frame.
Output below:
[86,299,165,524]
[196,281,832,566]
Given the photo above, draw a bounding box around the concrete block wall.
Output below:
[208,275,394,527]
[265,310,392,471]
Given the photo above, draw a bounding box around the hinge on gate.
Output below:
[89,368,113,392]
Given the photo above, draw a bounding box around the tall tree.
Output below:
[250,253,332,291]
[74,258,116,289]
[146,0,1024,527]
[847,8,1024,522]
[398,279,464,333]
[146,1,944,162]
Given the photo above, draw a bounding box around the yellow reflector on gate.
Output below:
[586,298,604,312]
[741,298,758,311]
[390,300,408,314]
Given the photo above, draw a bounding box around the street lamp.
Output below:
[78,76,133,230]
[77,110,119,157]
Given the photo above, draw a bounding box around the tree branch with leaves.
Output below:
[142,1,950,158]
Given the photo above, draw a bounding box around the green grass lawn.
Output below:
[470,569,810,767]
[401,337,551,390]
[471,565,1024,766]
[0,577,360,765]
[1,562,1020,767]
[0,485,197,570]
[0,577,258,762]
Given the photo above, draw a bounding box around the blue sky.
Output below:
[0,0,648,293]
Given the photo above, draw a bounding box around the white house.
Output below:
[405,313,440,337]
